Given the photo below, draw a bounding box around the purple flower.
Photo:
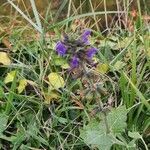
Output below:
[70,56,79,68]
[82,29,91,37]
[86,47,98,59]
[56,41,67,56]
[80,29,91,45]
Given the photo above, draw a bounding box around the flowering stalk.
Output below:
[55,29,110,132]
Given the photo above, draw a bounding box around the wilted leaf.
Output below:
[95,63,109,74]
[113,61,126,71]
[17,79,28,93]
[0,52,11,65]
[48,72,65,90]
[4,70,17,84]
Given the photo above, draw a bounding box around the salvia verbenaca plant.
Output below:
[55,29,113,135]
[55,29,98,71]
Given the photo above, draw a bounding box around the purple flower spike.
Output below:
[56,41,67,56]
[86,47,98,59]
[80,29,91,45]
[70,56,79,68]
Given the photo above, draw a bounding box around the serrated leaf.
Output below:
[0,113,8,135]
[17,79,28,93]
[95,63,109,74]
[4,70,17,84]
[0,52,11,65]
[48,72,65,90]
[107,106,127,134]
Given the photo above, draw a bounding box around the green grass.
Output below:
[0,0,150,149]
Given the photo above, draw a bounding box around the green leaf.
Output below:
[53,57,67,66]
[0,113,8,135]
[80,120,114,150]
[80,106,127,150]
[11,129,26,150]
[107,106,127,134]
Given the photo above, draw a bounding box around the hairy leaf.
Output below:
[80,106,127,150]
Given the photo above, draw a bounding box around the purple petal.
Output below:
[80,29,91,45]
[81,37,89,45]
[82,29,91,37]
[86,47,98,59]
[70,56,79,68]
[55,41,67,56]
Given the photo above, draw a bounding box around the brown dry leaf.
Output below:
[72,100,84,109]
[2,38,12,49]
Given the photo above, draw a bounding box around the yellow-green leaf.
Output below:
[61,63,70,69]
[17,79,28,93]
[0,52,11,65]
[48,73,65,90]
[44,91,60,104]
[95,63,109,74]
[4,70,17,84]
